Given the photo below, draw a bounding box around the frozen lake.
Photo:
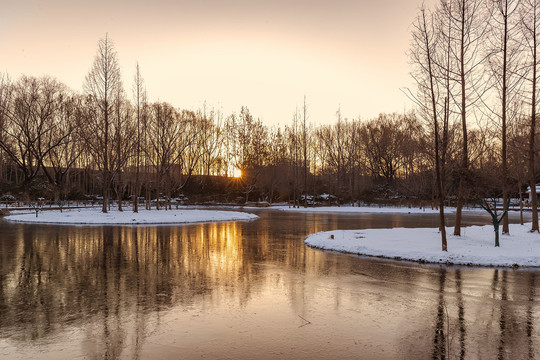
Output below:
[0,209,538,359]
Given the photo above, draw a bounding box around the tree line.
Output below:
[0,6,538,233]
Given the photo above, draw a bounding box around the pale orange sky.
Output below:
[1,0,435,125]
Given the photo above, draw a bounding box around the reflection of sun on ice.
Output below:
[232,168,242,178]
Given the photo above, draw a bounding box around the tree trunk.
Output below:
[530,13,539,232]
[519,183,524,226]
[102,173,108,213]
[501,2,509,234]
[454,3,468,237]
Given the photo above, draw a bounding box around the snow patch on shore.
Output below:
[5,208,258,225]
[305,224,540,267]
[274,205,463,214]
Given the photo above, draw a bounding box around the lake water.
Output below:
[0,209,538,359]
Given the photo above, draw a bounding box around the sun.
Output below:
[232,168,242,178]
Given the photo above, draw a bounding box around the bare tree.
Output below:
[486,0,522,234]
[83,34,122,213]
[146,102,181,210]
[39,93,83,200]
[302,96,309,207]
[0,75,77,200]
[522,0,540,232]
[176,110,204,201]
[110,88,135,211]
[440,0,489,236]
[132,63,145,213]
[287,109,301,207]
[198,105,223,177]
[361,114,407,186]
[232,107,268,202]
[410,5,448,250]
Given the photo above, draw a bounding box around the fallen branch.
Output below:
[298,315,312,328]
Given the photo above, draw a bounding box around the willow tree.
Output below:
[83,34,122,213]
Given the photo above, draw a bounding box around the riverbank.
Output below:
[305,223,540,267]
[273,205,483,214]
[4,207,258,225]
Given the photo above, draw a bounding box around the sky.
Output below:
[1,0,435,126]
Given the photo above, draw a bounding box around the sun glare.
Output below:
[232,168,242,178]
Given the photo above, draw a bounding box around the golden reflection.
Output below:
[1,221,259,347]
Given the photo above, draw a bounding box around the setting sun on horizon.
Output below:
[232,168,242,179]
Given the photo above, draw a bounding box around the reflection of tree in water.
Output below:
[455,270,466,360]
[427,267,540,360]
[431,269,467,360]
[432,267,446,360]
[527,272,536,360]
[487,269,539,360]
[0,222,267,356]
[496,270,508,360]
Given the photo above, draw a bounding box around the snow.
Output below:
[305,224,540,267]
[4,208,258,225]
[274,205,462,214]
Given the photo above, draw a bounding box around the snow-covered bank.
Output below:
[305,224,540,267]
[4,208,258,225]
[275,205,467,214]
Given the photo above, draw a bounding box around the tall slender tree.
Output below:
[522,0,540,232]
[302,96,309,207]
[132,63,145,213]
[83,34,122,213]
[410,6,448,251]
[488,0,522,234]
[439,0,488,236]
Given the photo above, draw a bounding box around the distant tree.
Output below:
[521,0,540,232]
[132,63,145,213]
[316,109,358,203]
[175,110,204,200]
[232,107,268,202]
[39,93,84,200]
[110,88,135,211]
[146,102,182,210]
[361,114,407,186]
[286,109,301,207]
[0,75,76,199]
[264,127,288,202]
[83,34,123,213]
[302,96,309,207]
[198,106,223,177]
